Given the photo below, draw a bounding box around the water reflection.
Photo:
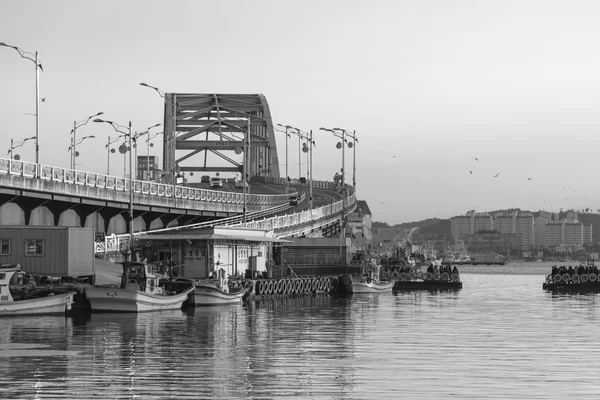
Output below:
[2,267,600,398]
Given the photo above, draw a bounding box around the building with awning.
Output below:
[134,226,290,279]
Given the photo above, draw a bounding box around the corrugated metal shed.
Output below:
[0,226,95,277]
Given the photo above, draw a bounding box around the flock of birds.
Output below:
[469,158,512,179]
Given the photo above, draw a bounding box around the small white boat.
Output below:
[0,264,76,316]
[341,260,395,294]
[85,262,195,313]
[188,278,247,306]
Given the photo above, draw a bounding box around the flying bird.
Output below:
[474,158,479,161]
[469,170,472,174]
[41,97,46,102]
[493,173,499,178]
[528,178,532,181]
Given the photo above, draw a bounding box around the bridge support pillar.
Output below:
[99,208,123,235]
[46,202,76,226]
[14,197,49,226]
[160,214,179,229]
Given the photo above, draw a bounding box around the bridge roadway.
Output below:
[0,158,355,238]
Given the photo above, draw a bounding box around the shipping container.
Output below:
[0,226,95,278]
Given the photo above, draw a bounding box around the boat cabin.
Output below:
[0,264,24,303]
[120,262,163,295]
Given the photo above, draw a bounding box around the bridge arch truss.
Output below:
[163,93,281,183]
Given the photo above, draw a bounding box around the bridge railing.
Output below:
[226,190,356,234]
[0,158,291,206]
[94,188,356,253]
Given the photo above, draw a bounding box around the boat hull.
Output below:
[394,281,463,290]
[0,292,75,316]
[543,283,600,292]
[340,275,395,294]
[189,284,246,306]
[85,287,194,313]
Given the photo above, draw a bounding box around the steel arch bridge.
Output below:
[162,93,281,183]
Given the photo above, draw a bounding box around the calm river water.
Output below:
[2,262,600,399]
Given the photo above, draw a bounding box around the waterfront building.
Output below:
[451,210,493,240]
[534,215,548,246]
[566,211,578,223]
[545,222,563,246]
[583,223,593,244]
[464,232,522,255]
[490,210,533,250]
[514,212,534,249]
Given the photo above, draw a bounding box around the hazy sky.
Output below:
[2,0,600,224]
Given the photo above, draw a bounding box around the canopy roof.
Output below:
[137,226,291,243]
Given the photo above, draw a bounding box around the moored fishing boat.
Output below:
[85,261,195,312]
[340,260,395,294]
[187,277,248,306]
[0,264,76,316]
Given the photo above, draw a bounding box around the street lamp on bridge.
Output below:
[7,136,36,160]
[68,135,96,169]
[70,112,103,169]
[290,126,315,211]
[139,82,165,98]
[333,128,358,189]
[139,82,179,184]
[0,42,43,173]
[276,124,292,190]
[320,126,349,266]
[132,123,161,180]
[105,135,126,176]
[95,118,134,261]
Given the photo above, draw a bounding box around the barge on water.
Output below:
[542,261,600,292]
[386,264,463,291]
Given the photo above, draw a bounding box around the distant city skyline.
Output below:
[2,1,600,224]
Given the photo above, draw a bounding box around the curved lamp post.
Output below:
[105,135,126,175]
[289,126,315,209]
[320,126,348,266]
[276,124,292,190]
[68,135,96,169]
[146,130,163,181]
[7,136,36,160]
[333,128,358,189]
[139,82,165,98]
[133,123,161,180]
[0,42,43,173]
[94,118,134,261]
[70,112,103,169]
[140,82,179,183]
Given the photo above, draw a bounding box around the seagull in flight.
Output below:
[474,158,479,161]
[528,177,532,181]
[493,173,499,178]
[469,170,472,174]
[41,97,46,102]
